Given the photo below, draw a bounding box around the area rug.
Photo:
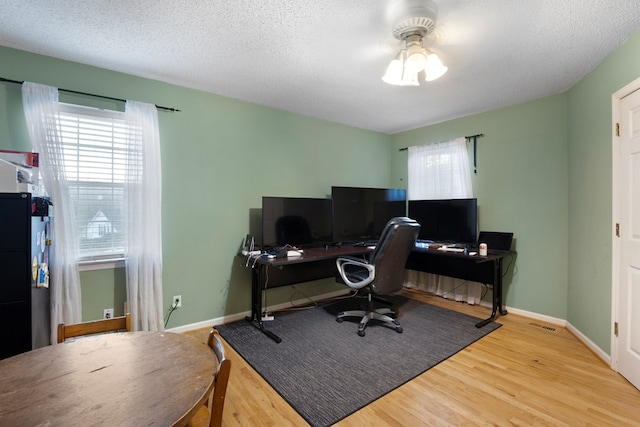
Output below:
[216,296,500,427]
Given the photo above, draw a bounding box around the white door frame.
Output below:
[611,75,640,370]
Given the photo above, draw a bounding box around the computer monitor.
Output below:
[261,196,333,249]
[408,198,477,244]
[331,186,406,243]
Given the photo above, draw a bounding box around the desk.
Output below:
[246,246,372,342]
[0,331,215,427]
[247,246,511,342]
[406,248,510,327]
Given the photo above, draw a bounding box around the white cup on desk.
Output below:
[479,243,488,256]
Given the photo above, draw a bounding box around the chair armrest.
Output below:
[336,257,375,289]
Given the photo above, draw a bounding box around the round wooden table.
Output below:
[0,331,216,427]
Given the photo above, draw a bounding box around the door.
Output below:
[616,86,640,389]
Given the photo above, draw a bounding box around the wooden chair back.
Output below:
[57,313,132,343]
[208,329,231,427]
[188,329,231,427]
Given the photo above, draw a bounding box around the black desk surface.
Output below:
[256,246,372,267]
[411,246,505,260]
[407,247,508,285]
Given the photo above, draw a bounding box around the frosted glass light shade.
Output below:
[382,51,419,86]
[400,69,419,86]
[382,54,404,85]
[405,44,428,73]
[424,51,448,81]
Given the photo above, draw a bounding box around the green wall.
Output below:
[566,29,640,352]
[391,27,640,354]
[3,25,640,355]
[0,45,392,325]
[391,94,570,319]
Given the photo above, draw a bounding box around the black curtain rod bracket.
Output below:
[0,76,180,112]
[466,133,485,174]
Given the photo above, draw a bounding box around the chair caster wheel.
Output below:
[395,326,403,333]
[357,330,365,337]
[336,317,343,323]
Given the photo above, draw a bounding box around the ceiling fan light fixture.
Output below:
[424,50,448,81]
[383,0,446,86]
[405,42,428,73]
[382,52,404,85]
[401,67,420,86]
[382,50,419,86]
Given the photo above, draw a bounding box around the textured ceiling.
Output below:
[1,0,639,134]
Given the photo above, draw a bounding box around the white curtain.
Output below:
[124,101,164,331]
[22,82,82,344]
[408,137,473,200]
[405,137,482,304]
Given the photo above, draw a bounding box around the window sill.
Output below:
[78,258,125,271]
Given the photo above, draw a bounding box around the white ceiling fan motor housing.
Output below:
[391,0,438,40]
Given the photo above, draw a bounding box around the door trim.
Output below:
[611,76,640,370]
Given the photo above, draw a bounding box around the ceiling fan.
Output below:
[382,0,448,86]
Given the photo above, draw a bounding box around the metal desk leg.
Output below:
[475,258,507,328]
[244,265,282,343]
[497,260,508,316]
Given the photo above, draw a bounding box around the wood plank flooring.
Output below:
[185,289,640,426]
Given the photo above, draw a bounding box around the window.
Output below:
[407,137,473,200]
[58,104,128,262]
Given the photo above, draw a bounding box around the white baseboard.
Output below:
[499,303,567,327]
[480,301,611,365]
[565,321,611,365]
[168,291,612,366]
[166,289,352,334]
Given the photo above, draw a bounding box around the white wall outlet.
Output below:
[103,308,114,319]
[173,295,182,308]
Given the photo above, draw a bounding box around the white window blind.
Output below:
[58,104,128,261]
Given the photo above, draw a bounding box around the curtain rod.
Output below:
[397,133,484,152]
[0,76,180,112]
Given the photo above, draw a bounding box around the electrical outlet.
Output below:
[103,308,114,319]
[173,295,182,308]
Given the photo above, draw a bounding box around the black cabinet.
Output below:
[0,192,51,359]
[0,192,32,359]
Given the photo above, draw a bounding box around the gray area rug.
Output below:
[216,295,500,427]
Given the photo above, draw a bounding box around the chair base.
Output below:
[336,307,403,337]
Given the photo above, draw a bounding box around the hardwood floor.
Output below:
[185,289,640,426]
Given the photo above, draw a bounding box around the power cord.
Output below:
[502,252,515,278]
[275,287,361,315]
[438,279,471,298]
[164,298,180,327]
[480,283,489,300]
[284,285,318,311]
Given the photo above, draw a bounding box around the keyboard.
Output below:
[353,240,378,247]
[437,247,465,253]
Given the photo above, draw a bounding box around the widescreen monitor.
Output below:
[408,198,478,244]
[331,186,407,243]
[261,196,333,248]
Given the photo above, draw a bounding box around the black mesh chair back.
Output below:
[335,216,420,336]
[368,217,421,295]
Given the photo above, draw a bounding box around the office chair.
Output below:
[57,313,132,343]
[335,217,420,336]
[187,329,231,427]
